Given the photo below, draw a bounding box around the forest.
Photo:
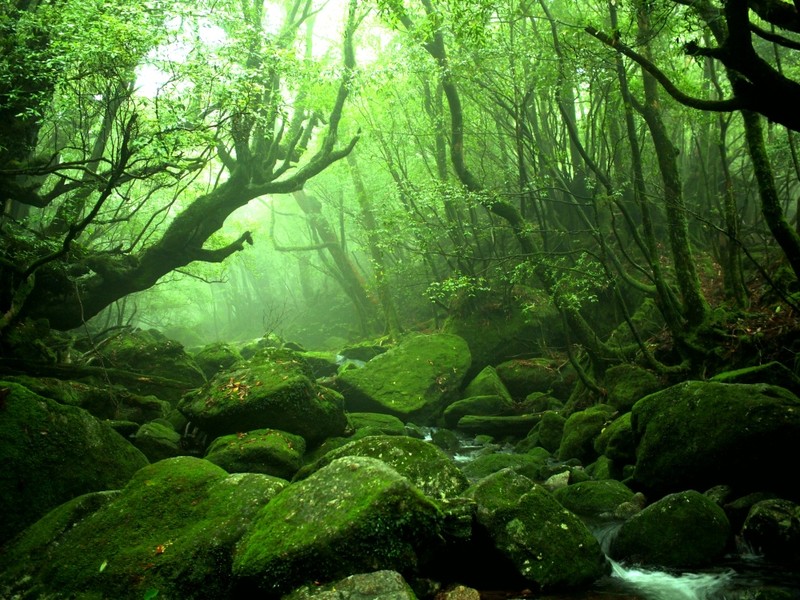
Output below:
[2,0,800,598]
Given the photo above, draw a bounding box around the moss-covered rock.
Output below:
[347,412,406,436]
[603,364,661,413]
[0,381,148,544]
[299,351,340,378]
[740,499,800,564]
[631,381,800,498]
[594,412,635,464]
[462,366,513,403]
[0,457,286,599]
[283,570,418,599]
[134,420,182,462]
[233,456,444,597]
[204,429,305,479]
[295,435,468,500]
[455,414,540,438]
[443,395,515,428]
[536,410,567,453]
[495,357,572,400]
[557,405,616,464]
[193,342,243,379]
[335,334,471,424]
[465,469,608,590]
[178,351,348,445]
[711,361,800,397]
[609,490,730,568]
[552,480,635,520]
[460,451,550,482]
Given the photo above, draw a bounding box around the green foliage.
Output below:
[425,274,491,306]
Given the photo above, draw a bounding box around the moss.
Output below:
[603,365,660,413]
[462,366,513,403]
[537,411,566,453]
[193,343,243,379]
[205,428,305,479]
[0,381,148,544]
[1,457,286,599]
[233,456,443,597]
[294,435,468,500]
[443,395,515,428]
[461,452,549,482]
[552,480,634,519]
[455,414,540,438]
[134,421,182,462]
[594,412,634,464]
[347,412,406,436]
[557,405,616,464]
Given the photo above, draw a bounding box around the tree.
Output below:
[1,0,361,333]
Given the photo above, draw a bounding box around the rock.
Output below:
[557,405,616,464]
[603,364,661,413]
[299,351,340,378]
[594,412,635,464]
[178,349,348,445]
[552,480,635,520]
[609,490,730,568]
[741,499,800,564]
[462,366,513,403]
[193,342,243,379]
[348,412,406,436]
[134,421,182,462]
[233,456,444,597]
[0,457,286,599]
[460,451,550,483]
[283,570,418,599]
[295,435,469,500]
[431,428,461,452]
[336,334,471,424]
[631,381,800,498]
[536,410,566,453]
[465,469,608,590]
[711,361,800,397]
[204,429,306,479]
[455,414,540,438]
[83,328,206,399]
[496,357,571,399]
[0,381,148,544]
[443,395,515,428]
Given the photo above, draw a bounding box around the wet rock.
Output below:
[631,381,800,498]
[552,480,635,520]
[741,498,800,564]
[295,435,468,500]
[0,457,286,599]
[0,381,148,544]
[335,334,471,425]
[178,349,348,444]
[609,490,731,568]
[204,428,305,479]
[465,468,609,590]
[233,456,444,597]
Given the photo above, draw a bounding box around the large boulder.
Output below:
[193,342,243,379]
[462,366,513,403]
[178,349,348,445]
[233,456,444,597]
[295,435,469,500]
[631,381,800,498]
[0,457,287,599]
[460,450,550,483]
[603,364,661,413]
[594,412,635,465]
[205,428,306,479]
[552,480,636,520]
[495,357,575,400]
[347,412,406,436]
[609,490,730,568]
[335,334,471,424]
[557,405,616,464]
[465,469,608,590]
[0,381,148,544]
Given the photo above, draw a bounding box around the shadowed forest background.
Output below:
[2,0,800,375]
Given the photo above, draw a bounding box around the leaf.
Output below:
[99,559,108,573]
[143,589,159,600]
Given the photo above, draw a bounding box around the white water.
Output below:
[608,558,735,600]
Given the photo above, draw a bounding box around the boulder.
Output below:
[552,480,635,520]
[740,499,800,564]
[233,456,444,597]
[603,364,661,413]
[205,429,306,479]
[335,334,471,424]
[455,414,540,438]
[711,361,800,397]
[460,450,550,483]
[178,349,348,445]
[631,381,800,497]
[295,435,469,500]
[465,469,608,590]
[134,420,182,462]
[557,405,616,464]
[462,366,513,403]
[443,395,515,428]
[0,457,286,599]
[193,342,243,379]
[0,381,148,544]
[283,570,418,599]
[609,490,730,567]
[594,412,635,465]
[348,412,406,436]
[495,358,569,399]
[536,410,567,453]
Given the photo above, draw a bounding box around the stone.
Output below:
[557,405,616,464]
[552,480,635,520]
[603,364,661,413]
[204,428,306,480]
[462,366,513,403]
[283,570,418,599]
[348,412,406,436]
[443,395,515,428]
[460,451,550,483]
[594,412,635,464]
[193,342,242,379]
[741,499,800,564]
[455,414,540,438]
[134,421,182,462]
